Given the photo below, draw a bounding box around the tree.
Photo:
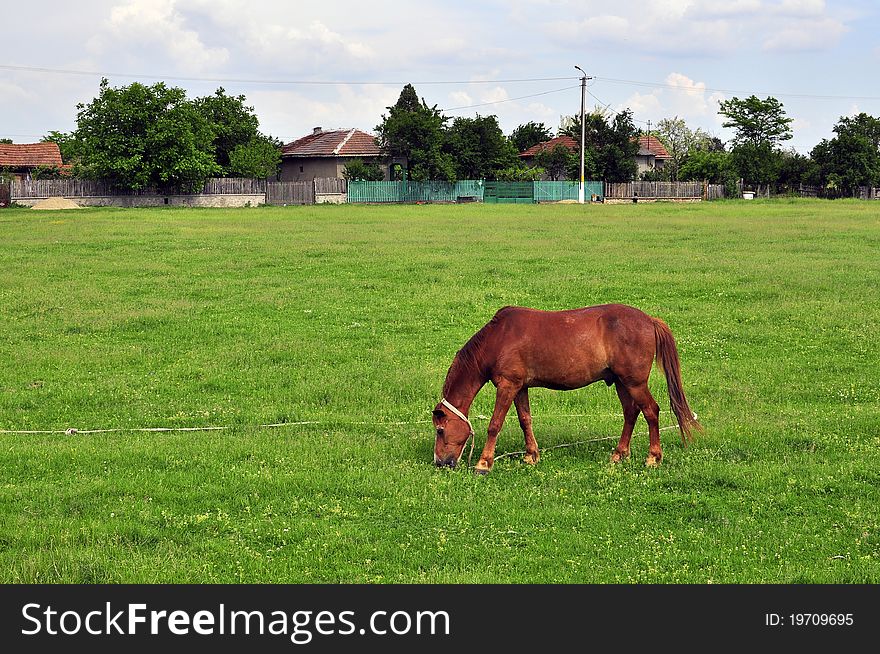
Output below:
[679,150,734,184]
[444,114,518,180]
[41,130,81,163]
[342,158,385,181]
[193,88,263,173]
[776,149,817,193]
[718,95,794,148]
[509,121,552,153]
[810,113,880,195]
[653,117,712,181]
[0,138,12,144]
[75,79,220,191]
[495,165,544,181]
[534,144,578,181]
[375,84,455,182]
[719,95,793,193]
[559,109,638,181]
[228,138,282,179]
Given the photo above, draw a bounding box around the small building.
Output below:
[0,142,65,181]
[635,135,671,175]
[518,136,579,181]
[519,134,673,180]
[280,127,394,181]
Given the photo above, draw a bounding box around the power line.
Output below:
[593,75,880,101]
[442,85,580,112]
[0,63,577,87]
[4,62,879,101]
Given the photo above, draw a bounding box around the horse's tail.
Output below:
[652,317,703,445]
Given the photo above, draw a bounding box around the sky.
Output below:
[1,0,878,155]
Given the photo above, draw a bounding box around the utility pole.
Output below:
[574,66,592,204]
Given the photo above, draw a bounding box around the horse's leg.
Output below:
[610,382,639,463]
[626,383,662,466]
[474,381,519,474]
[514,388,539,464]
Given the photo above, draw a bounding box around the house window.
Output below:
[300,166,304,173]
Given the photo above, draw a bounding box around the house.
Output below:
[280,127,395,181]
[635,135,671,175]
[518,135,579,162]
[518,134,672,179]
[0,142,65,181]
[517,136,579,181]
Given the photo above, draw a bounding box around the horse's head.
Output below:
[432,400,473,468]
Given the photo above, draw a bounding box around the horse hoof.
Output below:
[473,468,490,476]
[645,455,661,467]
[523,453,539,465]
[610,450,629,463]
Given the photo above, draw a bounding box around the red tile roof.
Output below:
[282,129,381,157]
[638,135,671,159]
[519,135,578,158]
[0,142,64,168]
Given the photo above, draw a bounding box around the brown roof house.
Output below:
[518,135,579,180]
[519,134,672,179]
[0,142,66,181]
[635,136,671,175]
[280,127,394,181]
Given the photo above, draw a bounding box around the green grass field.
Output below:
[1,199,878,583]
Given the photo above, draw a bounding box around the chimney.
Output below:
[313,127,322,135]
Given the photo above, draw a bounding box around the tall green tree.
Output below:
[653,117,712,182]
[509,121,553,153]
[718,95,793,193]
[559,109,638,181]
[719,95,794,148]
[444,114,518,180]
[375,84,454,182]
[193,88,265,173]
[75,79,220,190]
[810,113,880,195]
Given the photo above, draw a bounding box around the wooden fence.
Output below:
[266,181,314,205]
[605,181,706,199]
[795,184,879,199]
[314,178,347,195]
[12,177,267,198]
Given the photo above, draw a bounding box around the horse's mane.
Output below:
[442,306,512,395]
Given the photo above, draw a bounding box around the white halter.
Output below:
[440,398,474,436]
[440,397,476,468]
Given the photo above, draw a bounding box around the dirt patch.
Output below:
[31,197,82,210]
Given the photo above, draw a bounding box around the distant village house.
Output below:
[0,142,66,181]
[518,134,671,180]
[281,127,394,181]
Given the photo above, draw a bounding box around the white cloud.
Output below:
[92,0,229,72]
[762,17,846,51]
[480,87,509,104]
[249,85,400,143]
[618,72,727,125]
[537,0,847,56]
[449,91,473,108]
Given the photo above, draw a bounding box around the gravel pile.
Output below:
[31,197,83,210]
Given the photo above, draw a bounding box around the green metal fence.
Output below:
[483,181,534,204]
[347,180,603,203]
[347,180,484,203]
[534,181,604,202]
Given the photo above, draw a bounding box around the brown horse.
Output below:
[432,304,701,472]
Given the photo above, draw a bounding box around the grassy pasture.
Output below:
[0,199,878,583]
